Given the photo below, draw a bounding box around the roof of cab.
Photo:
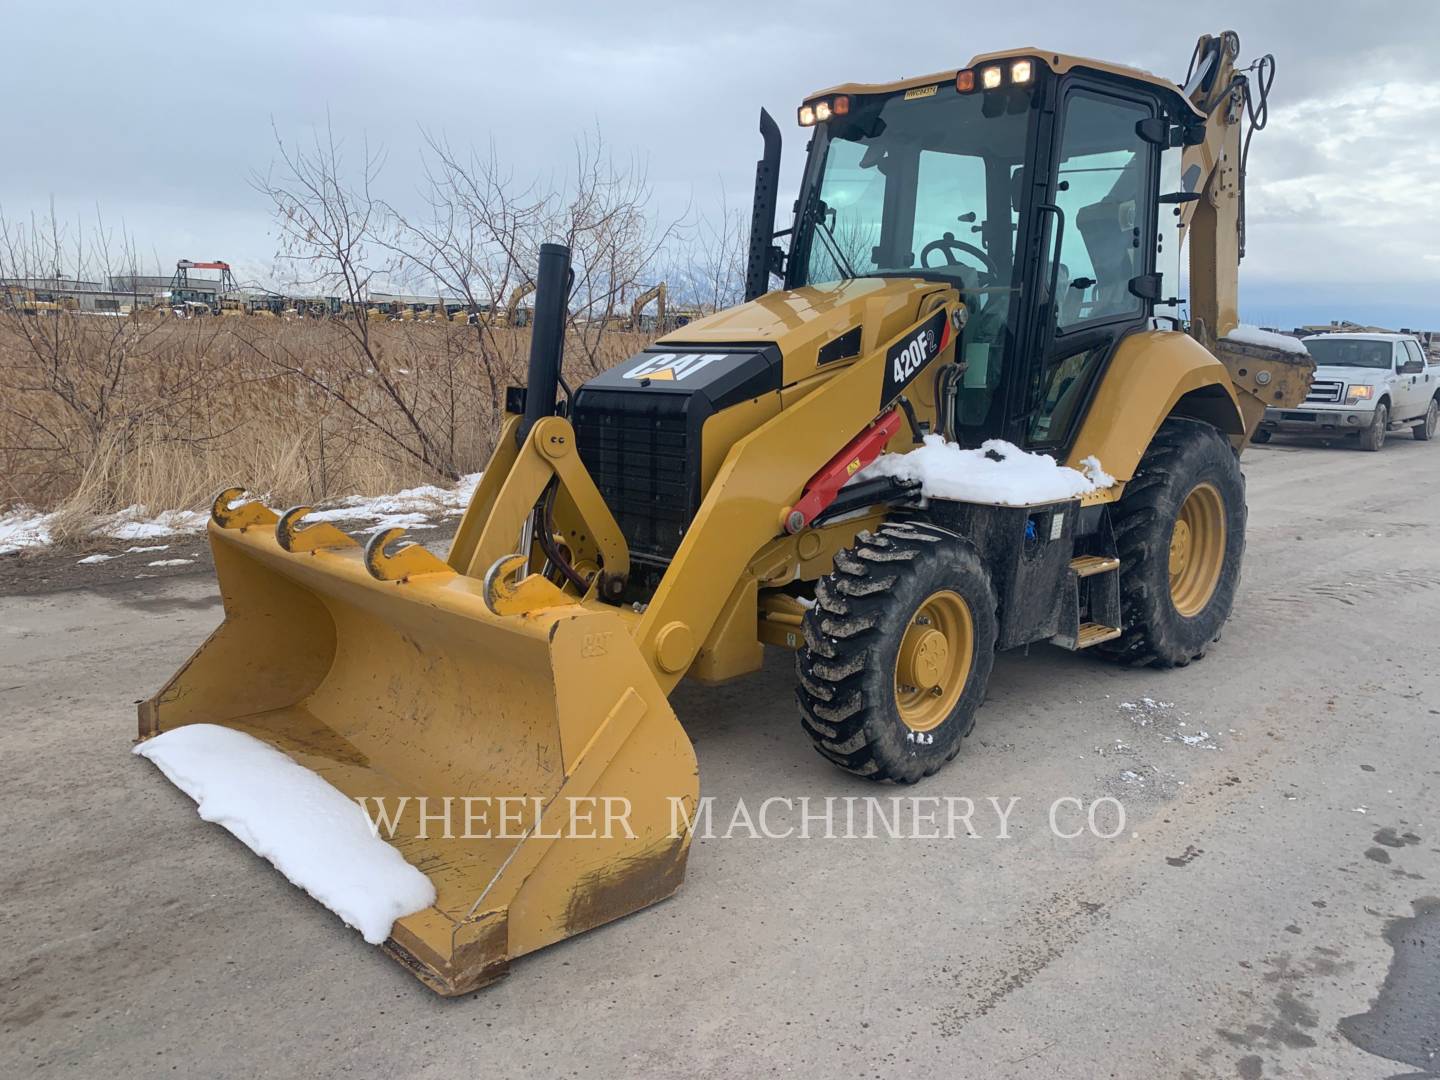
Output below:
[808,47,1203,119]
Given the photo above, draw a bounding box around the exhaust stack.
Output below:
[519,241,573,444]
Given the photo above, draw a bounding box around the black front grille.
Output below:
[573,389,699,566]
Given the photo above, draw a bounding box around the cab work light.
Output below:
[963,58,1039,92]
[798,95,850,126]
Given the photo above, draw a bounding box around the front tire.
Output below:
[1251,428,1272,444]
[1414,398,1438,441]
[1097,418,1246,668]
[1361,403,1389,451]
[796,522,997,783]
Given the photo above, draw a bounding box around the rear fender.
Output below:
[1067,330,1244,482]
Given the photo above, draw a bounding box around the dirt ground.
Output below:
[2,435,1437,1079]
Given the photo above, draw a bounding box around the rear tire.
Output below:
[1414,398,1438,441]
[1097,418,1246,669]
[796,522,997,783]
[1361,403,1388,451]
[1251,428,1272,444]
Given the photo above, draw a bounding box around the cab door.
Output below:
[1011,82,1160,450]
[1398,340,1430,420]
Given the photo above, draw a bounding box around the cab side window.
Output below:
[1051,92,1152,331]
[1025,88,1155,448]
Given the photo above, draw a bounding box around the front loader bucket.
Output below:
[139,511,698,995]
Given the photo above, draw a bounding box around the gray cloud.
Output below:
[4,0,1438,323]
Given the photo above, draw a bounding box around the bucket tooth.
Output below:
[481,553,572,615]
[276,505,361,553]
[211,486,278,531]
[363,526,452,582]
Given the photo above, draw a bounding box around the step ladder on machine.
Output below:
[1053,553,1123,650]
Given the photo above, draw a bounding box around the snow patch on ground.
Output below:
[1225,324,1310,356]
[99,506,210,542]
[858,436,1113,506]
[305,474,481,529]
[0,510,54,555]
[147,558,195,567]
[77,553,117,565]
[1119,697,1218,749]
[0,473,482,556]
[134,724,436,945]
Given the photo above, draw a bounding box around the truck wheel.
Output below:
[1251,428,1272,444]
[1097,418,1245,669]
[1361,403,1388,451]
[796,522,997,783]
[1414,398,1438,441]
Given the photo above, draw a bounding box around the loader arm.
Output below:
[635,296,959,693]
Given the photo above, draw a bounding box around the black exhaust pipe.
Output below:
[744,109,782,302]
[518,241,573,445]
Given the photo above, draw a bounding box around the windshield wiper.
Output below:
[812,199,858,281]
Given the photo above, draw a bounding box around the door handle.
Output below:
[1035,203,1066,305]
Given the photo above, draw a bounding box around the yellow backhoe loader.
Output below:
[139,32,1311,994]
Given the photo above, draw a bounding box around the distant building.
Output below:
[0,275,163,313]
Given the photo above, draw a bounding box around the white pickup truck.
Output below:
[1257,332,1439,451]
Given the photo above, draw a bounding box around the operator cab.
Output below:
[784,52,1201,453]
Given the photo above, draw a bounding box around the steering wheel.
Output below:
[920,232,999,279]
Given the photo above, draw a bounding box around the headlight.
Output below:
[1347,384,1374,404]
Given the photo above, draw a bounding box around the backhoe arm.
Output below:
[1176,31,1246,348]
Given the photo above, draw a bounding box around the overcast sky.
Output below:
[5,0,1438,327]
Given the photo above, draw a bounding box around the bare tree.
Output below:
[388,129,680,378]
[548,132,680,372]
[248,122,468,480]
[662,183,749,315]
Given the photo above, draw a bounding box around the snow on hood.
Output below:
[135,724,436,945]
[1224,325,1310,356]
[858,435,1113,506]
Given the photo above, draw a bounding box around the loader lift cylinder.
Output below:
[518,241,573,444]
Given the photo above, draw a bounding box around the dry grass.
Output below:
[0,311,648,523]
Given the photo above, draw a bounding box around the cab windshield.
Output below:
[792,85,1034,300]
[1303,338,1392,370]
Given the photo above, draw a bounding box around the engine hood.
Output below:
[655,277,952,387]
[1314,364,1392,380]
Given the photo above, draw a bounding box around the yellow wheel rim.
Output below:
[1168,482,1226,617]
[894,589,973,732]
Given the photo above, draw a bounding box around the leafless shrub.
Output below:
[0,208,234,508]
